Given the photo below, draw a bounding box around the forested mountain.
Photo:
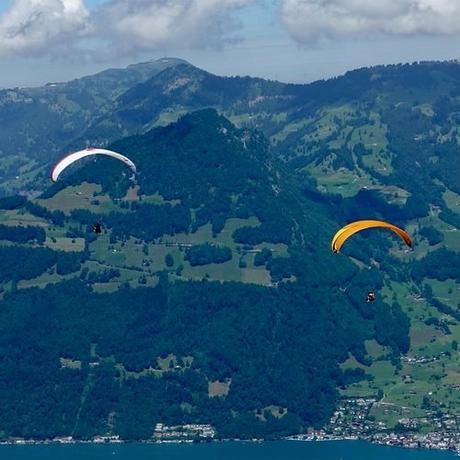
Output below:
[2,58,460,203]
[0,109,411,440]
[0,58,185,192]
[0,59,459,440]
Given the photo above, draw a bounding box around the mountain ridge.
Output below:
[2,57,460,196]
[0,59,459,440]
[0,108,409,440]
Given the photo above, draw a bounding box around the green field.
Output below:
[45,237,85,252]
[0,188,280,294]
[36,182,123,215]
[311,165,372,197]
[341,272,460,427]
[443,189,460,213]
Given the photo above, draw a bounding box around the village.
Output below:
[5,403,460,457]
[287,398,460,455]
[0,424,216,446]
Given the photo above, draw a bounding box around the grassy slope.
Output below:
[306,98,460,429]
[1,62,459,433]
[0,186,283,292]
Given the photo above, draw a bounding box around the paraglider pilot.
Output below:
[366,292,376,303]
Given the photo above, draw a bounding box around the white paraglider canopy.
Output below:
[51,147,137,182]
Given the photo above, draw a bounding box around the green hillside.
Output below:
[0,58,186,193]
[0,109,413,440]
[276,63,460,432]
[0,60,459,440]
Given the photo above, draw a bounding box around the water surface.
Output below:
[0,440,456,460]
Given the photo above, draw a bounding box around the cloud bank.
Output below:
[3,0,460,59]
[0,0,90,56]
[281,0,460,43]
[95,0,251,56]
[0,0,251,58]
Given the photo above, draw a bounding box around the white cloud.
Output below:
[281,0,460,44]
[95,0,251,56]
[0,0,252,59]
[0,0,90,56]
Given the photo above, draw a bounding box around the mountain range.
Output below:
[0,58,458,440]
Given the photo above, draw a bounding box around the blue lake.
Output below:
[0,441,457,460]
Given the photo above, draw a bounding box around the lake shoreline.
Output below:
[287,433,460,457]
[1,434,459,457]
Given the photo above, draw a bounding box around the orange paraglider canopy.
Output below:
[331,220,412,253]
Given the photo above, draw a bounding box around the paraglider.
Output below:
[331,220,412,254]
[331,220,412,303]
[366,292,376,303]
[51,147,137,182]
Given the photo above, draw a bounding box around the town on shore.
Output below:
[287,398,460,456]
[2,399,460,456]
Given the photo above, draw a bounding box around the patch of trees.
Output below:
[25,202,65,226]
[419,226,443,246]
[339,368,373,387]
[165,254,174,267]
[185,244,232,266]
[338,189,428,225]
[267,257,296,282]
[332,146,355,171]
[424,316,451,335]
[56,252,87,275]
[0,246,58,281]
[412,248,460,282]
[254,248,272,266]
[233,221,291,246]
[84,268,120,283]
[0,246,86,282]
[0,195,27,210]
[0,225,46,244]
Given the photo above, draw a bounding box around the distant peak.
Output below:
[154,57,189,65]
[129,57,191,68]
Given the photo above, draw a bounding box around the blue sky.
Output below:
[86,0,108,6]
[0,1,460,88]
[0,2,11,13]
